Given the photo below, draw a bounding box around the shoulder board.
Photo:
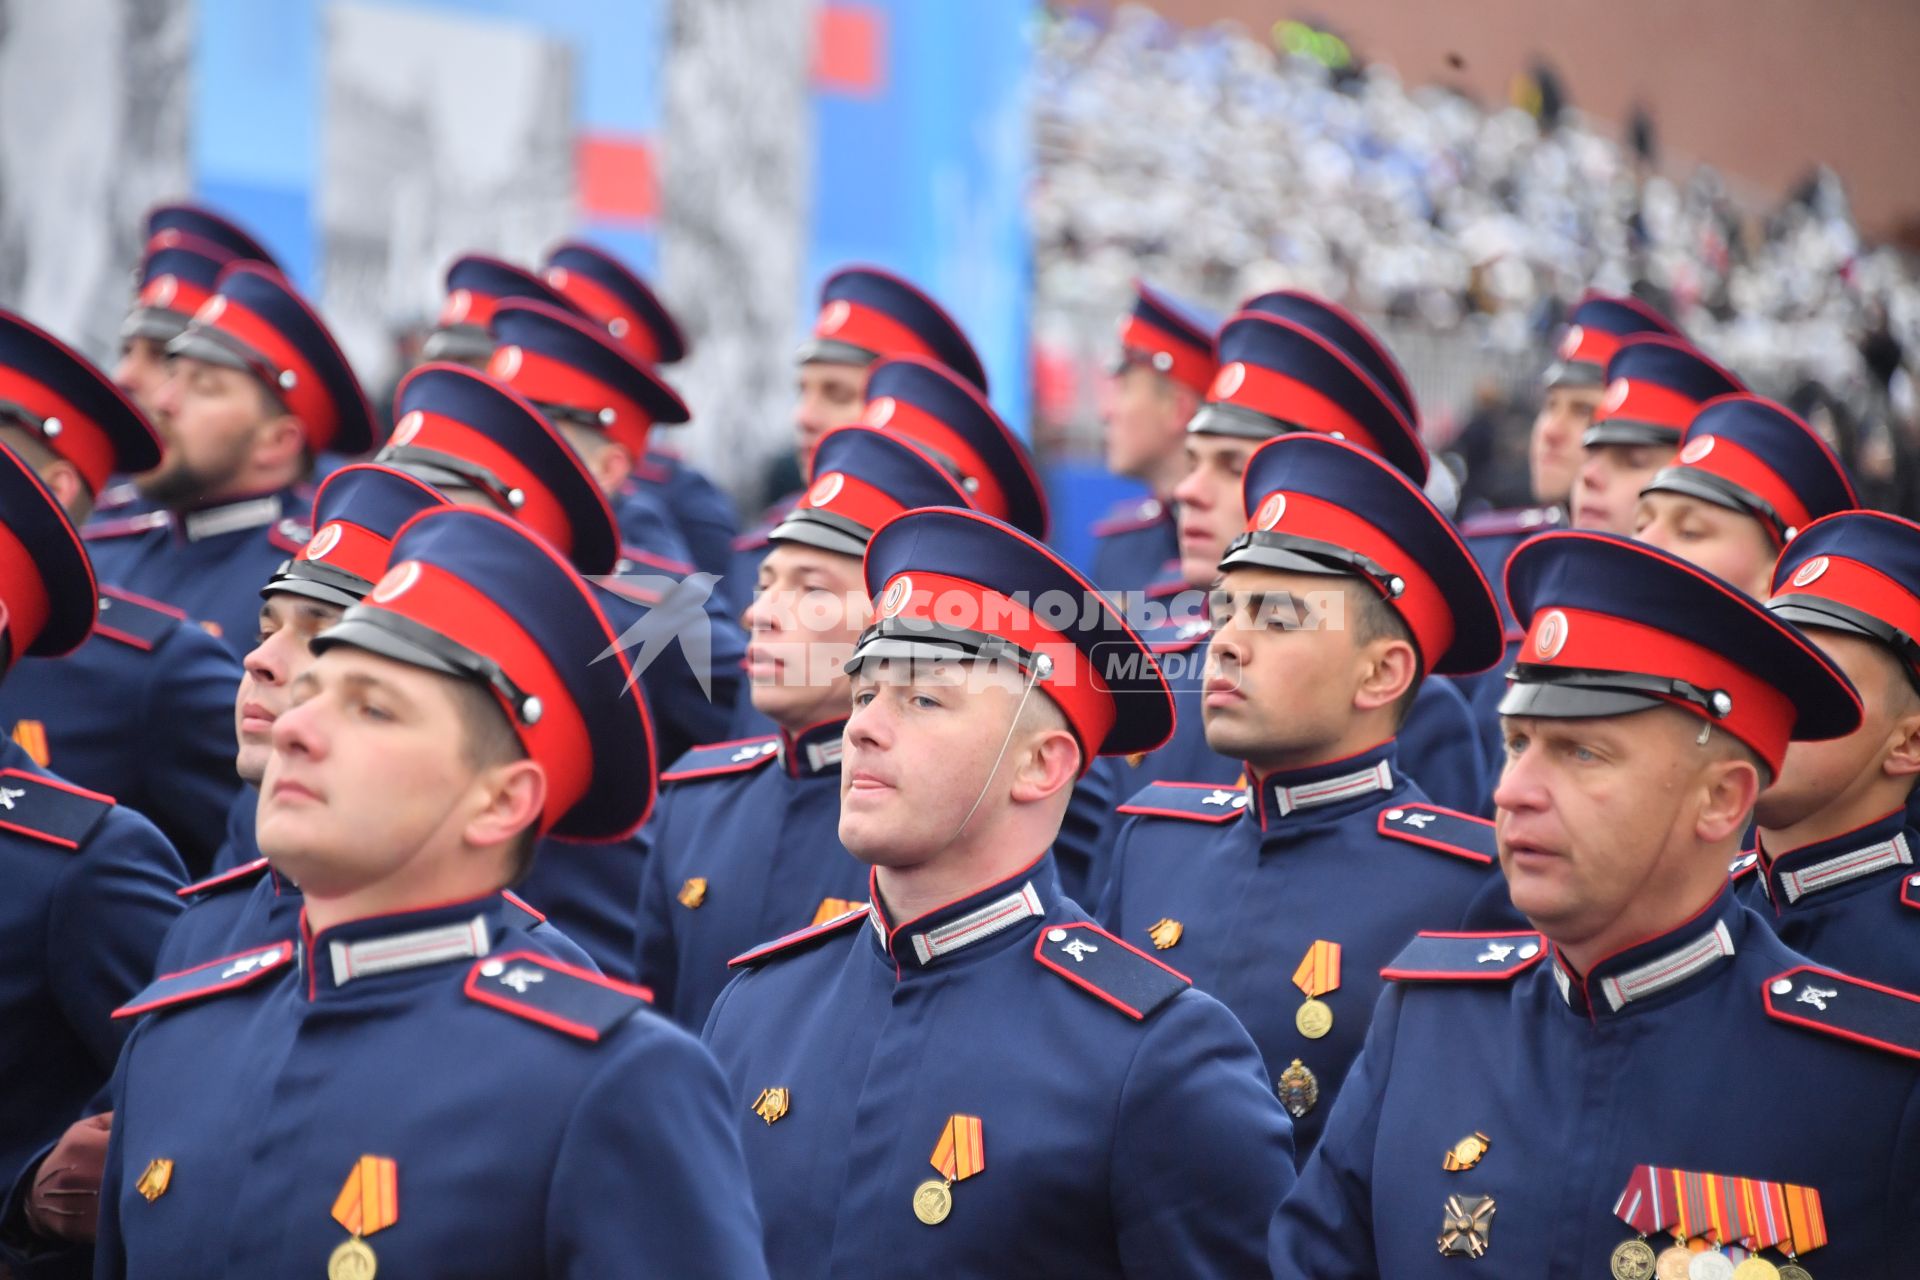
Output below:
[1117,780,1248,824]
[113,941,294,1019]
[0,769,116,850]
[729,904,872,970]
[501,889,547,929]
[1034,921,1190,1020]
[616,545,695,578]
[94,586,187,652]
[268,516,312,554]
[1092,497,1165,537]
[662,737,781,784]
[1377,804,1496,864]
[1381,930,1546,982]
[464,950,652,1042]
[1764,965,1920,1061]
[1730,850,1760,883]
[1459,506,1564,538]
[176,857,270,899]
[82,510,168,541]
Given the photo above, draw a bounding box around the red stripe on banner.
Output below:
[577,135,658,223]
[814,6,886,96]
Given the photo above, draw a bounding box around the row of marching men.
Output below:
[0,197,1912,1277]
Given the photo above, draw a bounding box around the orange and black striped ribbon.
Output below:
[1291,941,1341,1000]
[330,1156,399,1238]
[930,1116,985,1185]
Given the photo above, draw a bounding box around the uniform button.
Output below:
[1385,808,1405,821]
[1517,943,1539,960]
[1046,929,1067,943]
[1910,874,1920,887]
[481,960,505,978]
[1770,979,1793,995]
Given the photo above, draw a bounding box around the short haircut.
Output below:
[445,676,539,881]
[1349,583,1421,729]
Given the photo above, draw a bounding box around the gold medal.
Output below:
[1656,1246,1696,1280]
[327,1237,377,1280]
[1442,1131,1490,1172]
[912,1179,952,1225]
[1294,997,1333,1039]
[1775,1265,1811,1280]
[1610,1238,1657,1279]
[1731,1259,1781,1280]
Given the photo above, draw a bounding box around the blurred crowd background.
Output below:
[1,0,1916,555]
[1031,4,1920,521]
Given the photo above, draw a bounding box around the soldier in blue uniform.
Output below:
[0,310,241,875]
[1089,280,1214,593]
[0,444,185,1269]
[94,506,769,1279]
[1569,335,1745,536]
[483,296,700,571]
[1127,306,1489,819]
[637,425,976,1029]
[1744,510,1920,987]
[84,262,376,659]
[541,239,741,586]
[734,265,990,586]
[1100,433,1506,1163]
[1634,392,1858,599]
[111,202,279,427]
[704,506,1295,1278]
[1272,531,1920,1279]
[1455,293,1686,754]
[419,253,579,367]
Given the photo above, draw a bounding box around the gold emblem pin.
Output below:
[1443,1131,1491,1171]
[1294,998,1333,1039]
[136,1158,173,1202]
[752,1087,791,1125]
[327,1238,378,1280]
[1610,1238,1658,1279]
[677,877,708,909]
[1147,918,1183,950]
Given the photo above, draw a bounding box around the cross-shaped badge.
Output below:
[1061,938,1099,963]
[499,967,546,994]
[731,742,779,763]
[1396,812,1436,829]
[1202,789,1248,809]
[1796,985,1837,1012]
[1476,942,1515,964]
[0,786,23,810]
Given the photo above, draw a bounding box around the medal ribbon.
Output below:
[330,1156,399,1238]
[1782,1182,1827,1256]
[1612,1164,1668,1235]
[930,1115,985,1185]
[1291,940,1342,999]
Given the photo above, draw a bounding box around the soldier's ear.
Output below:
[252,412,307,472]
[465,758,547,855]
[1693,747,1761,846]
[1882,705,1920,781]
[1008,726,1080,806]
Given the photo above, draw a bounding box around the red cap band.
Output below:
[193,296,337,451]
[814,300,940,365]
[1672,433,1813,544]
[1119,313,1213,396]
[544,268,661,364]
[1559,324,1623,373]
[1243,489,1452,669]
[0,368,117,495]
[389,410,580,560]
[297,518,390,586]
[1773,554,1920,658]
[1596,376,1705,434]
[796,468,913,537]
[365,559,592,832]
[873,569,1115,759]
[1207,359,1391,454]
[1519,604,1797,773]
[487,343,652,460]
[436,288,502,331]
[0,519,52,657]
[138,274,214,318]
[861,395,1010,522]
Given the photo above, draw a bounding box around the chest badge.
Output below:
[136,1158,173,1202]
[1275,1059,1318,1118]
[1437,1193,1496,1259]
[1442,1131,1490,1172]
[328,1155,398,1280]
[913,1114,984,1226]
[1147,918,1183,950]
[677,877,708,909]
[1291,940,1341,1039]
[752,1087,791,1125]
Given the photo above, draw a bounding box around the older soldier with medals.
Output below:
[1270,532,1920,1279]
[1098,433,1507,1163]
[92,508,768,1278]
[703,507,1295,1278]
